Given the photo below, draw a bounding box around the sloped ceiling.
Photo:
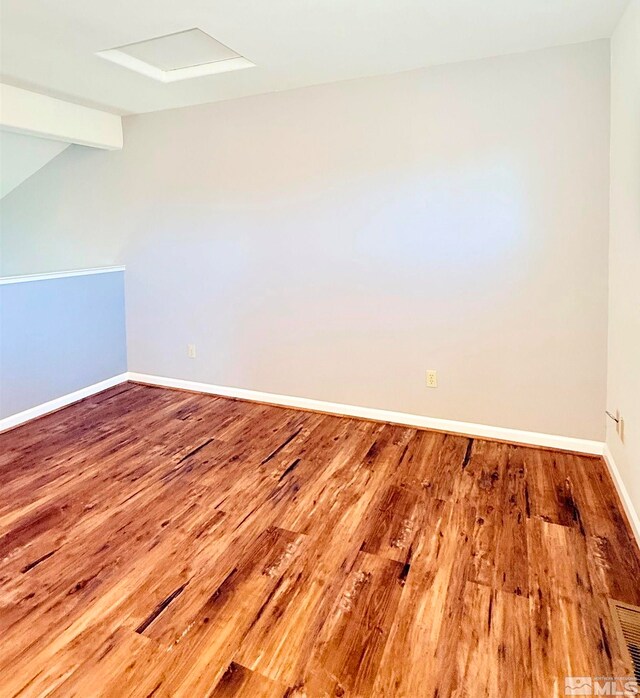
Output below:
[0,131,69,199]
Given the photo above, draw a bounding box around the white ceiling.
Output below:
[0,0,628,115]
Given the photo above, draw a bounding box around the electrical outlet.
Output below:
[426,369,438,388]
[187,344,197,359]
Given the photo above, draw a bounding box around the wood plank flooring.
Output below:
[1,382,639,697]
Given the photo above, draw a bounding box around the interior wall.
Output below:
[0,271,127,418]
[0,41,610,440]
[606,0,640,512]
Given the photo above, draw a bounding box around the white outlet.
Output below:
[426,369,438,388]
[187,344,197,359]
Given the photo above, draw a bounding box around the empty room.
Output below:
[1,0,639,695]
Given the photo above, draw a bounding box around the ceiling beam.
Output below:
[0,84,122,150]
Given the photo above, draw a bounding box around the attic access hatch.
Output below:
[96,28,254,82]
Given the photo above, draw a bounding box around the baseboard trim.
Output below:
[0,370,606,457]
[603,445,640,548]
[0,373,129,433]
[127,372,604,456]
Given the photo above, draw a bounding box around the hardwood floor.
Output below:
[1,382,639,697]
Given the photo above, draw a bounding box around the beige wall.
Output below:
[0,41,610,440]
[607,0,640,512]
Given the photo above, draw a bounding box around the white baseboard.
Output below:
[127,372,604,456]
[603,445,640,548]
[0,373,129,433]
[1,370,606,457]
